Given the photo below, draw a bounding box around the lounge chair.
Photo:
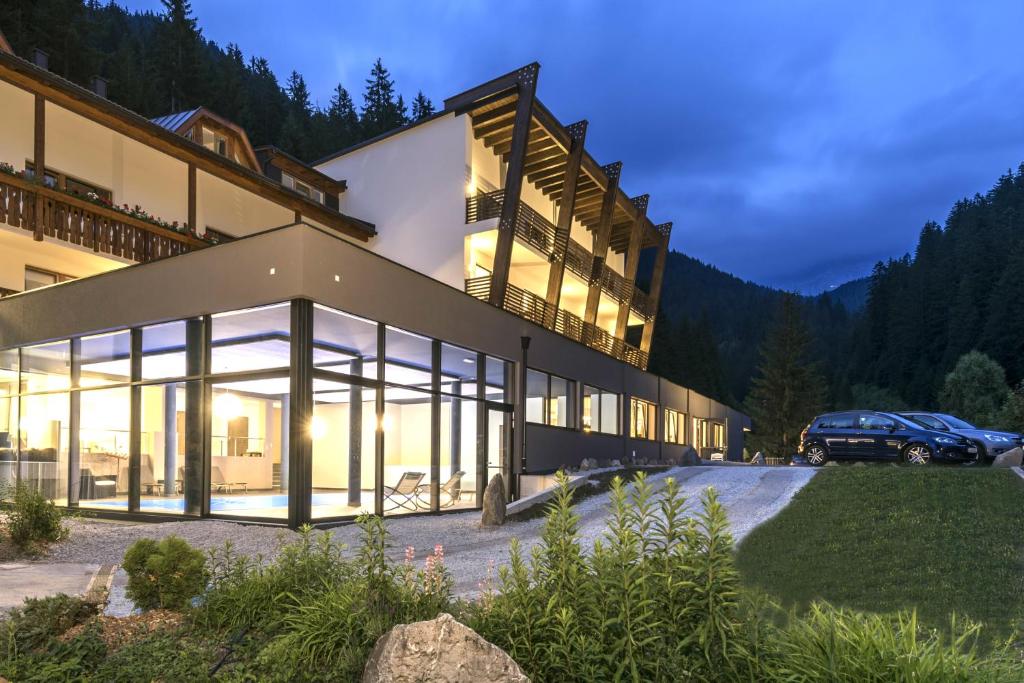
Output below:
[417,471,466,508]
[212,466,247,494]
[382,472,425,512]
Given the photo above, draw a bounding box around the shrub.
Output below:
[122,535,208,611]
[1,483,68,553]
[0,593,97,654]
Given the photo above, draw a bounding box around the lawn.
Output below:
[735,466,1024,642]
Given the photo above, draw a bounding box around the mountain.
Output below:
[822,276,870,312]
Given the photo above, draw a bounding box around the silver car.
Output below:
[899,412,1022,463]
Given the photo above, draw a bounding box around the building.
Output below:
[0,42,749,528]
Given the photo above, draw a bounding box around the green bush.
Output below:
[0,596,104,682]
[1,482,69,553]
[0,593,97,654]
[123,535,209,611]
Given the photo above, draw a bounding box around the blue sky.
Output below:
[126,0,1024,293]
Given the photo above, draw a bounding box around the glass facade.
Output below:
[0,295,732,524]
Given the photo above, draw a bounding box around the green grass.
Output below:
[735,467,1024,642]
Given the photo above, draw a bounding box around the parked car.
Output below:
[798,410,978,466]
[897,412,1022,464]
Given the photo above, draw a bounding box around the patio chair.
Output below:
[417,471,466,509]
[382,472,425,512]
[212,466,247,494]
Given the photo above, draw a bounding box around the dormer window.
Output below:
[281,172,324,204]
[201,126,229,158]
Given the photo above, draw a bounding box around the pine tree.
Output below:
[154,0,202,112]
[745,295,825,458]
[411,90,435,120]
[360,58,407,138]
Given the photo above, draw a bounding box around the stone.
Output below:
[480,474,507,527]
[991,447,1023,468]
[750,451,764,465]
[824,461,839,467]
[362,613,529,683]
[610,459,622,468]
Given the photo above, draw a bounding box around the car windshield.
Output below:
[936,414,976,430]
[904,414,947,430]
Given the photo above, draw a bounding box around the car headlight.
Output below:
[935,436,958,444]
[983,434,1011,443]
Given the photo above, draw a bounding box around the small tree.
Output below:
[996,380,1024,432]
[938,351,1008,427]
[745,295,825,458]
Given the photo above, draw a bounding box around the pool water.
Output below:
[88,492,349,512]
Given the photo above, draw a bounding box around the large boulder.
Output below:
[480,474,507,527]
[362,613,529,683]
[991,447,1023,468]
[679,445,700,466]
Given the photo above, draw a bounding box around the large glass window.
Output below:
[142,321,189,380]
[79,331,131,388]
[630,398,657,440]
[210,304,291,374]
[526,369,576,429]
[582,385,619,435]
[384,326,433,388]
[77,387,128,510]
[665,408,686,445]
[0,392,16,491]
[19,393,69,503]
[439,394,479,511]
[693,418,710,450]
[440,343,479,397]
[138,382,192,514]
[381,385,434,516]
[21,341,71,393]
[311,378,375,519]
[210,377,289,519]
[484,356,513,403]
[313,305,377,379]
[712,422,725,450]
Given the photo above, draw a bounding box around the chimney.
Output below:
[32,48,48,70]
[91,76,108,99]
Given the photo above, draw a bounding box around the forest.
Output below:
[6,1,1024,452]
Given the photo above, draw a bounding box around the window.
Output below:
[282,173,324,204]
[25,267,73,292]
[210,303,291,374]
[630,398,657,440]
[205,227,235,243]
[201,127,229,158]
[24,162,111,201]
[664,408,686,444]
[859,414,895,431]
[525,369,576,428]
[693,417,710,449]
[582,385,619,435]
[712,422,725,449]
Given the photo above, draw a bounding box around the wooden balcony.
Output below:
[0,173,207,263]
[466,190,653,322]
[466,274,648,369]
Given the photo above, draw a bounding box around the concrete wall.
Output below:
[0,226,124,293]
[0,80,34,171]
[318,115,469,289]
[195,170,294,237]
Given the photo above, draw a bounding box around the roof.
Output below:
[0,50,375,240]
[255,145,347,193]
[150,108,201,133]
[0,27,12,55]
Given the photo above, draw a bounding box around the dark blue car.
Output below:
[798,410,978,465]
[898,412,1022,463]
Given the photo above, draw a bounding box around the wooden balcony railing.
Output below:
[466,275,648,369]
[466,190,653,321]
[0,173,206,263]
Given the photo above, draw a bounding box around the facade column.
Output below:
[450,381,462,473]
[640,224,673,360]
[187,163,197,233]
[184,318,204,516]
[475,354,487,502]
[279,394,290,492]
[374,324,386,516]
[582,162,623,329]
[430,340,441,510]
[67,339,81,506]
[128,329,142,512]
[33,94,44,241]
[288,299,314,529]
[613,195,650,339]
[347,358,363,507]
[163,383,176,496]
[543,120,588,328]
[488,64,539,308]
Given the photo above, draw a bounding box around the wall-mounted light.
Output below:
[311,416,327,439]
[269,267,276,275]
[378,414,394,432]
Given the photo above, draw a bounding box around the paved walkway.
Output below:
[12,466,816,606]
[0,562,100,610]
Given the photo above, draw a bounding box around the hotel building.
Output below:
[0,36,749,527]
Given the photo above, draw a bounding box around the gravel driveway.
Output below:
[43,466,816,596]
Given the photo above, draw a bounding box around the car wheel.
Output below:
[903,443,932,465]
[805,444,828,466]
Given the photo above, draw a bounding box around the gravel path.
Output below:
[43,466,816,596]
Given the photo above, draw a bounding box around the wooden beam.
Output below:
[582,161,622,327]
[543,120,587,328]
[445,62,540,112]
[33,94,44,240]
[640,223,673,361]
[0,57,375,240]
[614,195,649,338]
[489,63,539,307]
[469,101,518,128]
[187,163,196,232]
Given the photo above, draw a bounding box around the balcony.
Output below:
[0,173,206,263]
[466,275,648,369]
[467,190,653,322]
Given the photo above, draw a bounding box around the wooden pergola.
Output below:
[444,63,672,365]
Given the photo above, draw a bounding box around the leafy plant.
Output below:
[122,535,208,611]
[1,482,69,554]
